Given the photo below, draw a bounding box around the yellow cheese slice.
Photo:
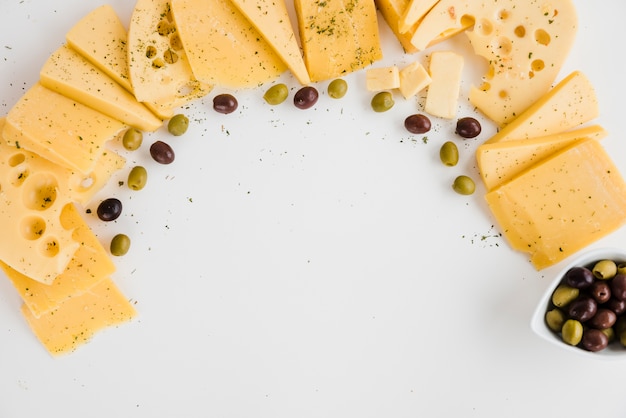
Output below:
[424,50,463,119]
[228,0,311,85]
[375,0,419,53]
[398,61,431,99]
[366,66,400,91]
[3,83,126,175]
[398,0,439,33]
[170,0,286,88]
[484,71,599,144]
[477,125,607,191]
[40,45,162,132]
[294,0,383,82]
[412,0,578,126]
[21,278,136,356]
[485,139,626,270]
[127,0,212,103]
[1,203,115,318]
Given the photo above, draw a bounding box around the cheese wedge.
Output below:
[21,278,136,356]
[424,50,463,119]
[127,0,211,104]
[228,0,311,85]
[485,139,626,270]
[398,0,439,33]
[294,0,383,82]
[412,0,578,126]
[375,0,419,53]
[484,71,599,144]
[477,125,607,191]
[1,203,116,318]
[40,45,162,132]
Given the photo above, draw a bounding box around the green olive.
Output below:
[168,114,189,136]
[128,165,148,191]
[545,308,566,333]
[122,128,143,151]
[110,233,131,256]
[328,78,348,99]
[602,327,615,343]
[551,283,579,308]
[561,319,583,346]
[592,259,617,280]
[439,141,459,166]
[452,175,475,195]
[617,263,626,275]
[371,91,394,112]
[263,83,289,105]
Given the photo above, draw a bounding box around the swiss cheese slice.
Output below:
[485,139,626,270]
[228,0,311,85]
[484,71,599,144]
[1,203,116,318]
[40,45,162,132]
[170,0,287,88]
[3,83,126,175]
[21,278,136,356]
[294,0,383,82]
[477,125,607,191]
[412,0,578,126]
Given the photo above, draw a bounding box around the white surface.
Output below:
[0,1,625,417]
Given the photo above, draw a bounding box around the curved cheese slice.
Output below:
[412,0,578,126]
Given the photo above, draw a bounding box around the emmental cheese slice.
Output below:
[294,0,383,82]
[412,0,578,126]
[228,0,311,85]
[485,139,626,270]
[21,278,136,356]
[40,45,162,132]
[477,125,608,191]
[483,71,599,144]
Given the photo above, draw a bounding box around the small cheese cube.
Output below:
[399,61,431,99]
[366,66,400,91]
[424,51,463,119]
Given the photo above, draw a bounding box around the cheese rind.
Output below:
[485,139,626,270]
[424,50,463,119]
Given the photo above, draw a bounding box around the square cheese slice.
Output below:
[485,139,626,270]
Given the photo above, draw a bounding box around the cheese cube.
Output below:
[366,66,401,91]
[424,51,463,119]
[398,61,431,99]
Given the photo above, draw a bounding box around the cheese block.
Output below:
[294,0,383,82]
[366,66,400,91]
[483,71,599,144]
[398,0,439,33]
[424,50,463,119]
[398,61,431,99]
[477,125,607,191]
[127,0,212,104]
[3,83,126,175]
[228,0,311,85]
[485,139,626,270]
[40,45,162,132]
[21,278,136,356]
[1,203,116,318]
[412,0,578,126]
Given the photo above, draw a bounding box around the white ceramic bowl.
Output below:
[531,247,626,360]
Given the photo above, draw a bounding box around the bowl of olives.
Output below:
[531,247,626,359]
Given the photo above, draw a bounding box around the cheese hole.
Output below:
[157,21,175,36]
[514,25,526,38]
[39,236,60,258]
[491,37,513,56]
[497,9,510,20]
[475,18,494,36]
[146,46,158,59]
[8,153,26,167]
[531,59,545,72]
[478,81,491,92]
[163,49,179,65]
[170,34,183,51]
[498,90,509,99]
[152,58,166,69]
[535,29,551,46]
[22,173,58,211]
[20,216,46,241]
[79,174,95,191]
[10,167,30,187]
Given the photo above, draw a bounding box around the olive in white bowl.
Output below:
[531,247,626,360]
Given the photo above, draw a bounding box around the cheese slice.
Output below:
[375,0,419,53]
[477,125,607,191]
[127,0,212,103]
[485,139,626,270]
[228,0,311,85]
[294,0,383,82]
[3,83,126,175]
[21,278,136,356]
[412,0,578,126]
[424,50,463,119]
[1,203,116,318]
[484,71,599,144]
[366,66,400,91]
[398,61,431,99]
[398,0,439,33]
[40,45,162,132]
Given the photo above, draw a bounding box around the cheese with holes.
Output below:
[399,61,431,99]
[484,71,599,144]
[366,66,400,91]
[21,278,136,356]
[127,0,211,104]
[424,50,463,119]
[485,139,626,270]
[294,0,382,82]
[228,0,311,85]
[40,45,162,132]
[477,125,607,191]
[3,83,126,175]
[1,203,116,318]
[170,0,286,88]
[412,0,578,126]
